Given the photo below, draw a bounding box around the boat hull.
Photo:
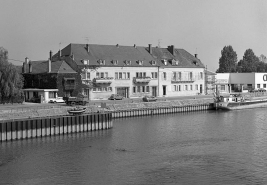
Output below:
[214,99,267,110]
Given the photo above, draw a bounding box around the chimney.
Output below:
[48,59,51,73]
[168,45,175,55]
[49,50,53,60]
[195,54,198,58]
[58,50,61,60]
[71,52,74,60]
[23,57,28,73]
[29,61,32,73]
[148,44,152,54]
[86,44,89,52]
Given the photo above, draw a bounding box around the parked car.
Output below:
[257,88,267,92]
[108,94,124,100]
[143,95,157,102]
[49,97,65,103]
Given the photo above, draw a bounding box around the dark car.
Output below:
[143,95,157,102]
[108,94,124,100]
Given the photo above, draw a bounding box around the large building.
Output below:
[22,52,79,103]
[53,43,206,100]
[215,73,267,94]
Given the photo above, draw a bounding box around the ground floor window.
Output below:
[133,87,136,93]
[185,85,188,91]
[133,85,150,93]
[257,84,260,88]
[195,84,198,90]
[93,87,112,92]
[49,92,56,98]
[221,85,225,91]
[264,84,266,88]
[172,85,181,91]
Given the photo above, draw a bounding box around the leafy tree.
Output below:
[237,49,259,72]
[259,54,267,63]
[0,47,24,104]
[216,45,237,73]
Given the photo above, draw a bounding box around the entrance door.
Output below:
[163,85,166,96]
[117,87,128,98]
[200,84,203,94]
[152,86,157,97]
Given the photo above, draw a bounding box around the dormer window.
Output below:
[193,60,199,66]
[82,60,89,65]
[98,60,105,65]
[171,59,179,66]
[112,60,118,65]
[162,59,168,66]
[125,60,131,65]
[137,60,143,65]
[151,60,156,65]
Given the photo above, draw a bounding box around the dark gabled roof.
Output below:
[55,43,205,68]
[206,70,216,75]
[24,60,76,74]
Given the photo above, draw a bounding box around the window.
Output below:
[185,85,188,91]
[189,72,193,80]
[82,60,89,65]
[151,72,158,79]
[98,60,105,65]
[123,72,126,79]
[108,87,112,91]
[162,72,167,80]
[137,86,140,92]
[264,84,266,88]
[221,85,225,91]
[49,92,56,98]
[119,72,122,79]
[105,72,108,78]
[127,72,130,79]
[257,84,260,88]
[151,61,156,65]
[162,59,168,65]
[171,59,179,65]
[178,72,182,80]
[190,85,193,90]
[137,60,143,65]
[115,72,118,79]
[133,87,136,93]
[178,85,181,91]
[100,72,104,78]
[200,72,203,79]
[81,71,86,79]
[96,72,99,78]
[142,86,145,92]
[172,72,176,81]
[86,72,90,79]
[113,60,118,65]
[125,60,131,65]
[146,86,150,92]
[116,72,130,79]
[195,84,198,90]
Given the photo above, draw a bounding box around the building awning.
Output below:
[64,77,75,81]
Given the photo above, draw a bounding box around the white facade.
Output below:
[215,73,267,93]
[81,67,205,100]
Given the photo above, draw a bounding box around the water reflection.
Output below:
[1,109,267,184]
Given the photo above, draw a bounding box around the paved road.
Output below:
[0,95,213,110]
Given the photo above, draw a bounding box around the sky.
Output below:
[1,0,266,72]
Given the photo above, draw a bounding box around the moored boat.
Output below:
[214,93,267,110]
[68,107,86,114]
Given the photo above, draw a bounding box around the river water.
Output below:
[1,109,267,185]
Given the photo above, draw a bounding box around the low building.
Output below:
[205,70,216,95]
[215,72,267,94]
[53,43,206,100]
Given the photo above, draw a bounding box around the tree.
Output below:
[237,49,259,72]
[0,47,24,103]
[216,45,237,73]
[259,54,267,63]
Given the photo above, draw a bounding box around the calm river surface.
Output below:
[1,109,267,185]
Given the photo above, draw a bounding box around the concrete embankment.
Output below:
[0,98,214,142]
[0,113,112,142]
[106,98,214,118]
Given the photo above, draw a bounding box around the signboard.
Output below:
[215,79,229,84]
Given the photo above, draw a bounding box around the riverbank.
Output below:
[0,98,214,121]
